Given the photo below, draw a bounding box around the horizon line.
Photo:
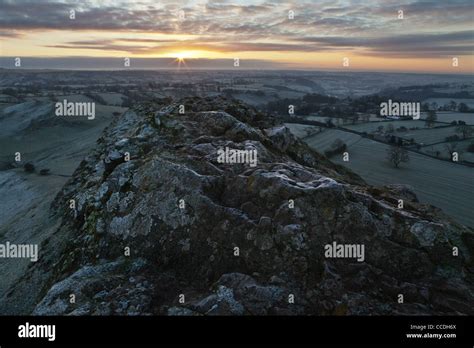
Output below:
[1,67,473,76]
[1,56,472,75]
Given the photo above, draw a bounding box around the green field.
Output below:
[342,120,427,133]
[398,126,459,145]
[284,123,319,138]
[341,119,462,146]
[295,128,362,152]
[0,104,127,175]
[301,130,474,227]
[421,139,474,163]
[420,111,474,125]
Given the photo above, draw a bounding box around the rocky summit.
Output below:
[2,96,473,316]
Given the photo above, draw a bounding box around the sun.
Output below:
[173,52,190,69]
[175,52,189,62]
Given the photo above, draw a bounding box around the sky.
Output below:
[0,0,473,73]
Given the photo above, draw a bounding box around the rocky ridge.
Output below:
[2,96,473,315]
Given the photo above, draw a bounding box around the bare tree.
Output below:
[455,124,473,139]
[458,103,470,113]
[386,146,409,168]
[445,142,460,157]
[449,100,457,111]
[331,138,345,149]
[424,110,437,128]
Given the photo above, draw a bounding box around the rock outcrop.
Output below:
[3,96,473,315]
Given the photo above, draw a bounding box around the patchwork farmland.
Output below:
[397,126,460,145]
[304,129,362,152]
[422,139,474,162]
[421,111,474,125]
[285,125,362,151]
[342,120,427,133]
[288,121,474,227]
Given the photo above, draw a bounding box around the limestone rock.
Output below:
[3,96,473,316]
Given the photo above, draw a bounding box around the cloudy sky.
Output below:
[0,0,473,72]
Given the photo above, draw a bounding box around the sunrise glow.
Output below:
[0,0,473,73]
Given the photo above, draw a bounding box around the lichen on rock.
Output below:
[3,96,473,316]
